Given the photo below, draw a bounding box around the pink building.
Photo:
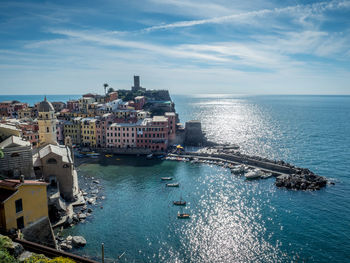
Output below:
[0,101,18,117]
[106,92,118,102]
[106,121,139,148]
[67,100,79,111]
[133,96,145,110]
[165,112,176,142]
[136,116,169,152]
[96,113,113,148]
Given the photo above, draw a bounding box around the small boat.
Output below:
[260,172,273,179]
[161,177,173,181]
[177,213,190,219]
[173,200,186,206]
[231,165,248,174]
[86,152,100,157]
[245,169,264,179]
[166,183,179,187]
[146,154,153,159]
[105,154,113,158]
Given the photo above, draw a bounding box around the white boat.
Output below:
[260,172,273,179]
[245,169,264,179]
[231,165,248,174]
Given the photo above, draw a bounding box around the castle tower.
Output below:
[38,97,58,146]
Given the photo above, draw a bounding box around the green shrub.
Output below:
[24,255,76,263]
[0,235,18,263]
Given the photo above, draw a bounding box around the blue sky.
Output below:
[0,0,349,95]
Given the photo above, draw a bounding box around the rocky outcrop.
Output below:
[72,236,86,247]
[275,171,327,190]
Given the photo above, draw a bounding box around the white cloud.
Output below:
[142,0,350,32]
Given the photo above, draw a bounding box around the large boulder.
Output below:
[72,236,86,247]
[18,251,33,262]
[7,241,24,258]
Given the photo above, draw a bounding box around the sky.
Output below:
[0,0,350,95]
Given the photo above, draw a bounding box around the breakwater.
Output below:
[167,148,328,190]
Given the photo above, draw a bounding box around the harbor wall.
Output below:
[186,152,295,174]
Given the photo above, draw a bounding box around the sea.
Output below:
[1,94,349,262]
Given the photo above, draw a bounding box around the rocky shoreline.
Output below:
[55,164,106,251]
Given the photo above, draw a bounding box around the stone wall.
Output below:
[21,216,57,249]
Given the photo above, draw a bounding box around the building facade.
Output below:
[0,179,48,231]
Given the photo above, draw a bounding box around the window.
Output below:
[47,158,57,164]
[47,127,49,132]
[15,199,23,213]
[11,152,20,157]
[17,216,24,229]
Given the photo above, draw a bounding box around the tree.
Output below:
[108,87,115,94]
[103,83,109,95]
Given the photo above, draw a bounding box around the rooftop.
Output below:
[152,116,168,122]
[0,135,31,148]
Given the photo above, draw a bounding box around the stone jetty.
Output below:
[167,146,329,191]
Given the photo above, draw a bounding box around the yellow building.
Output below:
[64,117,82,145]
[81,118,97,147]
[37,97,57,146]
[0,179,48,231]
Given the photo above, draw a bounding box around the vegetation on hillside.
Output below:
[0,235,76,263]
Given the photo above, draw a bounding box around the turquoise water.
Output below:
[2,94,350,262]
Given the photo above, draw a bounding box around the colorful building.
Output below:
[0,178,48,231]
[37,98,57,146]
[81,118,97,147]
[136,116,169,152]
[63,117,82,145]
[106,121,140,148]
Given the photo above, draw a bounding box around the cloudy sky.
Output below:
[0,0,349,95]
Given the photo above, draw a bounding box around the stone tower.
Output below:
[38,97,57,146]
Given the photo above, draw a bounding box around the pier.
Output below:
[167,149,328,191]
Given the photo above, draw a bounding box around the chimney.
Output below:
[20,175,24,183]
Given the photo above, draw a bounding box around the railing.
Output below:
[14,238,99,263]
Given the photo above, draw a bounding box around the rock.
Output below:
[91,189,99,194]
[66,235,73,242]
[66,217,73,225]
[78,213,87,220]
[8,241,24,257]
[81,205,87,211]
[101,196,106,200]
[60,243,72,250]
[86,213,91,217]
[87,208,93,213]
[88,198,96,205]
[73,214,79,222]
[72,236,87,247]
[19,251,33,262]
[93,180,100,184]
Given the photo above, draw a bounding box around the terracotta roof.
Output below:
[0,179,48,190]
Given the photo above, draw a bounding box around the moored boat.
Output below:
[173,200,186,206]
[245,168,264,179]
[166,183,179,187]
[161,177,173,181]
[105,154,113,158]
[177,213,190,219]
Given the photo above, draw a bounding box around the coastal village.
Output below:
[0,76,329,262]
[0,76,209,262]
